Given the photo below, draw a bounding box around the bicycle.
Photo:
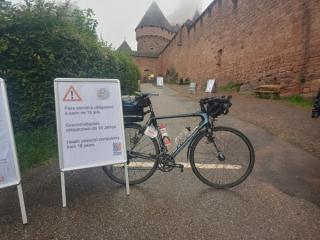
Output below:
[103,93,255,188]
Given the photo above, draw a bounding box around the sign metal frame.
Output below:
[54,78,130,207]
[0,78,28,224]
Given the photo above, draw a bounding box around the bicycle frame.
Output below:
[150,113,208,158]
[130,100,210,160]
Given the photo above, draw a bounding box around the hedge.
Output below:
[0,0,140,131]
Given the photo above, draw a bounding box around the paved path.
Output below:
[1,84,319,240]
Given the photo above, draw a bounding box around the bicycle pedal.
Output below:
[176,164,184,173]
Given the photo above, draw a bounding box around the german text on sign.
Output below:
[55,79,127,171]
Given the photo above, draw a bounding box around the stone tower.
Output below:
[135,2,178,56]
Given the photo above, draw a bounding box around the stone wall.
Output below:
[136,27,175,55]
[157,0,320,96]
[134,56,161,81]
[137,35,171,55]
[136,27,175,41]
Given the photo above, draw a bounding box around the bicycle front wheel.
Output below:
[103,123,159,185]
[190,126,255,188]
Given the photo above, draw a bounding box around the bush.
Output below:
[15,127,57,171]
[0,0,140,131]
[218,81,242,92]
[165,66,178,83]
[0,0,140,169]
[282,95,314,109]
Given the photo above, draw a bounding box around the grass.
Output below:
[218,82,242,92]
[282,95,314,109]
[15,127,57,171]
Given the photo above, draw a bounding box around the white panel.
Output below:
[0,78,21,189]
[54,79,127,171]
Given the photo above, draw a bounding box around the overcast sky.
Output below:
[10,0,213,50]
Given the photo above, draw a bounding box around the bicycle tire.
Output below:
[190,126,255,188]
[103,123,159,185]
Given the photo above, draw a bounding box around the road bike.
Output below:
[103,93,255,188]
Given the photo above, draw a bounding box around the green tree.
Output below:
[0,0,140,131]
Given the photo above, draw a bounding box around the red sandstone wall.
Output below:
[137,35,170,55]
[158,0,320,96]
[136,27,174,41]
[134,56,161,81]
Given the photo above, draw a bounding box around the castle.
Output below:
[118,0,320,96]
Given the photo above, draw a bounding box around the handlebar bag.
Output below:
[207,101,222,117]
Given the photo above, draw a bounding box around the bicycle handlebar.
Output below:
[135,92,159,98]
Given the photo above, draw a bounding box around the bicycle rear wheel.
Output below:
[103,123,159,185]
[190,126,255,188]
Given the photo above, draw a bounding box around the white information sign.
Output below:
[0,83,19,188]
[205,79,216,93]
[0,78,27,224]
[189,82,196,94]
[157,76,164,87]
[54,78,129,207]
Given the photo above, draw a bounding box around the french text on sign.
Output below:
[54,78,130,207]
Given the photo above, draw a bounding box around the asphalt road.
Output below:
[1,84,319,240]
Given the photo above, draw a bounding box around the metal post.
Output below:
[124,163,130,195]
[61,171,67,207]
[17,184,27,224]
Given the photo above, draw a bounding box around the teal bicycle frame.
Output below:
[144,111,209,159]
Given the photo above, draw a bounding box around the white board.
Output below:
[0,78,27,224]
[54,79,127,172]
[189,82,196,94]
[157,77,164,87]
[0,78,21,189]
[205,79,216,93]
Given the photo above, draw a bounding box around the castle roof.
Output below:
[136,2,177,32]
[117,41,132,53]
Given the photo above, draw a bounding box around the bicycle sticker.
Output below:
[144,126,158,138]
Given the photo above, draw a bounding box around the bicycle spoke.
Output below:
[191,127,254,188]
[103,124,159,185]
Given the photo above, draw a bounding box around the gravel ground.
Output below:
[168,84,320,159]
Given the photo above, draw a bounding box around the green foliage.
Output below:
[0,0,140,169]
[15,127,57,171]
[282,95,314,109]
[0,0,140,131]
[218,82,242,92]
[165,66,178,83]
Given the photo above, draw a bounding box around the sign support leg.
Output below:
[124,163,130,195]
[61,171,67,207]
[17,184,27,224]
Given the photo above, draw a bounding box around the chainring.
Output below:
[157,153,175,172]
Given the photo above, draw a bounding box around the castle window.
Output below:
[217,49,223,66]
[150,47,154,51]
[232,0,238,11]
[207,7,212,17]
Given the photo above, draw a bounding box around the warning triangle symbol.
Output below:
[63,86,82,102]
